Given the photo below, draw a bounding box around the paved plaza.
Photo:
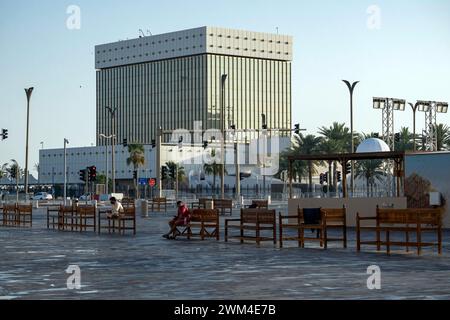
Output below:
[1,206,449,300]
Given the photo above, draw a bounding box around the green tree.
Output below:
[203,149,227,197]
[126,143,146,198]
[318,122,353,190]
[291,134,322,193]
[394,127,414,152]
[355,160,385,197]
[434,124,450,151]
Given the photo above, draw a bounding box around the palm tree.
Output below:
[394,127,414,152]
[0,163,8,179]
[277,150,308,183]
[434,124,450,151]
[203,149,227,197]
[126,143,145,198]
[355,160,385,196]
[290,134,322,193]
[318,122,353,190]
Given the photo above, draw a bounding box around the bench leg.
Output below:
[438,226,442,255]
[386,230,391,255]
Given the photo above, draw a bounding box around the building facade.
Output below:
[96,26,293,145]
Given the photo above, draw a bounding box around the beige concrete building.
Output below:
[95,26,293,145]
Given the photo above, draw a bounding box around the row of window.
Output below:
[42,170,137,176]
[41,150,138,158]
[98,34,204,53]
[97,46,204,64]
[209,33,289,45]
[209,45,289,55]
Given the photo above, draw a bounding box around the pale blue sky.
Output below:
[1,0,449,175]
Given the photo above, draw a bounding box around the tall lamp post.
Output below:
[99,134,115,195]
[409,102,419,152]
[63,138,69,205]
[105,106,117,193]
[342,80,359,196]
[220,74,228,199]
[24,87,34,198]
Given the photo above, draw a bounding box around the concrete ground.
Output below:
[0,206,449,300]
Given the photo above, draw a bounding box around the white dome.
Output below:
[356,138,390,153]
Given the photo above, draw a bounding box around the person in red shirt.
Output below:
[163,201,191,239]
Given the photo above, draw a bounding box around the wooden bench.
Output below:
[225,209,277,245]
[279,207,347,249]
[357,207,443,255]
[77,205,97,232]
[249,200,269,209]
[214,199,233,216]
[191,198,212,209]
[175,209,220,240]
[98,206,136,235]
[150,197,167,212]
[2,204,17,227]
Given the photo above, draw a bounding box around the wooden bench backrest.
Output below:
[191,209,219,222]
[77,205,96,215]
[121,199,135,207]
[153,197,167,203]
[214,199,232,208]
[321,207,346,222]
[252,200,269,209]
[3,204,17,213]
[59,205,75,213]
[17,205,32,213]
[241,209,276,224]
[377,207,442,225]
[123,207,136,216]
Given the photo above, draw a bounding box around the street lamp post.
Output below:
[63,138,69,205]
[220,74,228,199]
[342,80,359,197]
[409,102,419,152]
[24,87,34,199]
[99,134,115,195]
[106,106,117,193]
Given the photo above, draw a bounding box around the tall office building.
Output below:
[95,26,292,146]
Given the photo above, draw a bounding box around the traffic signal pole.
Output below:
[156,127,162,197]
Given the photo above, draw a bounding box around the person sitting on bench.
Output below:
[163,201,190,240]
[107,197,124,219]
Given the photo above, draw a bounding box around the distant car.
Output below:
[32,192,53,200]
[79,194,92,201]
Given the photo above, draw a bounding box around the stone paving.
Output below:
[1,206,450,300]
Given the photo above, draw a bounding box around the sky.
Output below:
[0,0,449,176]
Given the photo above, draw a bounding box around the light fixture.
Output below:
[392,99,406,111]
[436,102,449,114]
[372,97,386,109]
[417,100,431,112]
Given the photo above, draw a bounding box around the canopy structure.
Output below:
[287,151,406,198]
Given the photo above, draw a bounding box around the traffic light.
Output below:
[294,124,300,135]
[88,166,97,182]
[1,129,8,140]
[133,170,137,180]
[151,139,156,148]
[203,141,209,149]
[123,138,128,147]
[345,163,351,175]
[169,166,176,179]
[337,171,342,182]
[79,169,87,182]
[230,124,236,130]
[320,173,324,185]
[323,172,328,184]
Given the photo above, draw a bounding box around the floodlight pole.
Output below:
[220,74,228,199]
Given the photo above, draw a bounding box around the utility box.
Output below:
[429,192,442,206]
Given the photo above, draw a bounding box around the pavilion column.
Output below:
[288,159,293,199]
[342,159,348,198]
